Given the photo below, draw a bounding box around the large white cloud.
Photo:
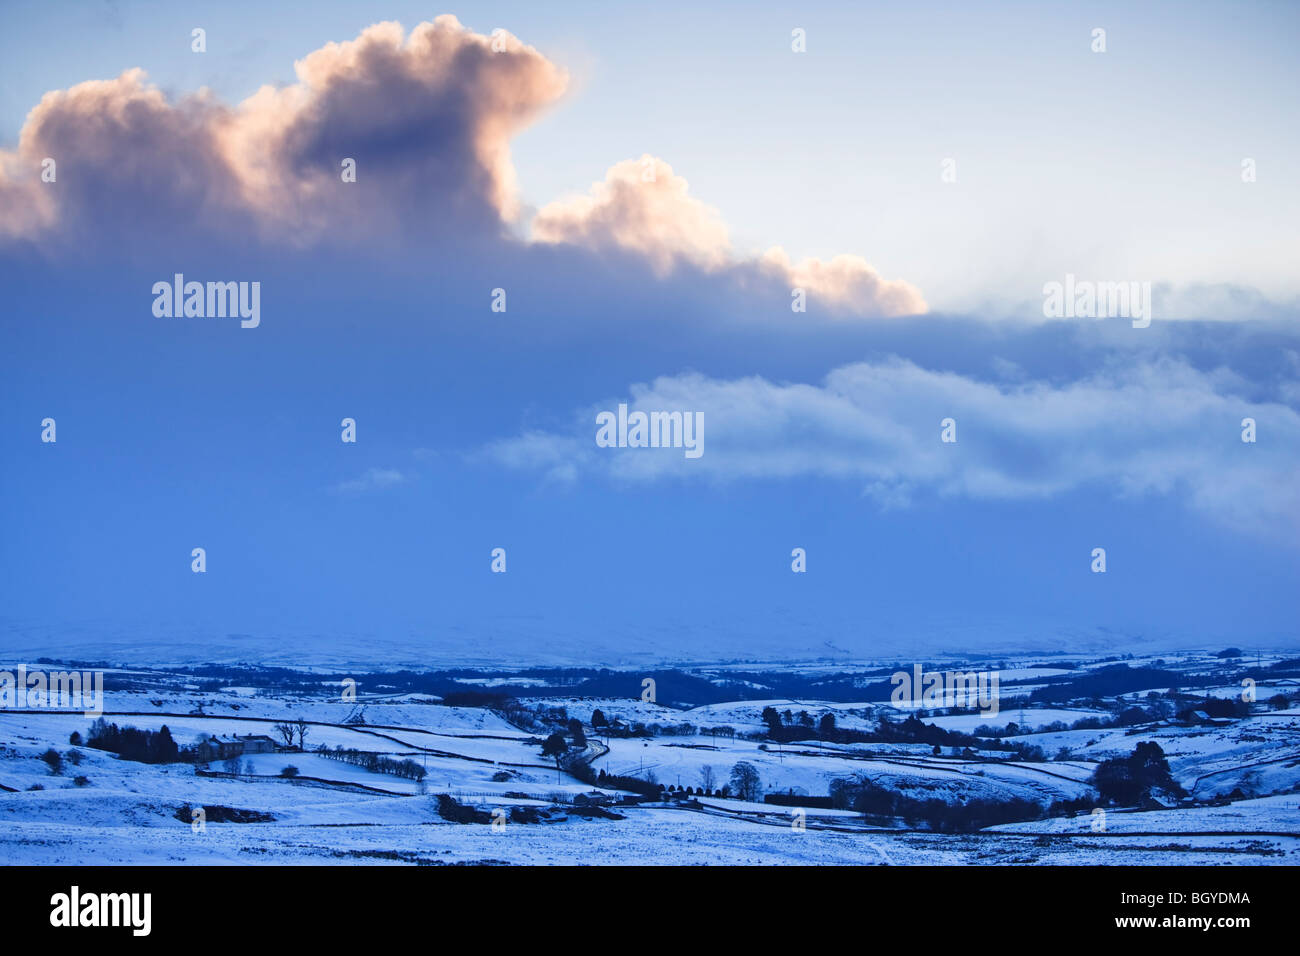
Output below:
[0,17,926,320]
[487,356,1300,537]
[0,17,567,245]
[532,156,732,273]
[533,155,926,317]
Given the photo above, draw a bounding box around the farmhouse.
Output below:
[238,735,277,754]
[1179,709,1234,727]
[194,733,280,763]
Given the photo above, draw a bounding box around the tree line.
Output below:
[316,744,427,782]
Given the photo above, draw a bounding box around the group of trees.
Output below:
[828,776,1049,832]
[823,740,1182,831]
[590,709,686,739]
[759,707,839,744]
[760,707,838,740]
[662,783,726,797]
[272,719,310,751]
[1092,741,1183,806]
[583,766,661,799]
[86,719,184,764]
[753,707,1022,755]
[316,745,427,782]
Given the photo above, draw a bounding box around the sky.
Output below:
[0,3,1296,667]
[2,0,1298,309]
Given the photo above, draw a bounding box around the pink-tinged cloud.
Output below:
[0,17,925,315]
[757,248,928,318]
[533,156,733,273]
[533,154,927,317]
[0,16,567,246]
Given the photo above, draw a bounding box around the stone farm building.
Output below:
[195,734,279,763]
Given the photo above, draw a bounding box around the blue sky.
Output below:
[0,4,1296,665]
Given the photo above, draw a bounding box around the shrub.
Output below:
[434,793,493,824]
[41,749,63,774]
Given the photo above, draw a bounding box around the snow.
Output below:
[1,652,1297,865]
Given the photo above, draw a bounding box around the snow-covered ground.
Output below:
[1,662,1297,865]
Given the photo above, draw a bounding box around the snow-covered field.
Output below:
[1,656,1297,866]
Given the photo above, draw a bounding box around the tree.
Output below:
[729,761,761,802]
[292,717,310,752]
[153,725,179,763]
[1093,741,1182,805]
[818,713,837,740]
[69,731,82,746]
[540,732,567,777]
[700,765,717,793]
[280,765,299,778]
[567,718,587,748]
[760,707,782,738]
[592,709,607,729]
[273,722,296,749]
[41,748,63,775]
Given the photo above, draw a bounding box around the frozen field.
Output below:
[2,657,1297,866]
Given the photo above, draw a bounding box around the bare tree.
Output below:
[272,722,296,749]
[700,765,716,793]
[292,717,310,752]
[729,761,761,802]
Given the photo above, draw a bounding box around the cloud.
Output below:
[533,155,732,273]
[487,357,1300,537]
[0,16,567,246]
[0,17,926,319]
[332,467,407,494]
[533,154,926,317]
[1149,282,1300,322]
[754,247,927,317]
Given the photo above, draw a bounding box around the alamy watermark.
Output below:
[1042,274,1151,328]
[50,886,150,936]
[0,665,103,716]
[152,274,260,328]
[596,403,703,459]
[890,664,1000,717]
